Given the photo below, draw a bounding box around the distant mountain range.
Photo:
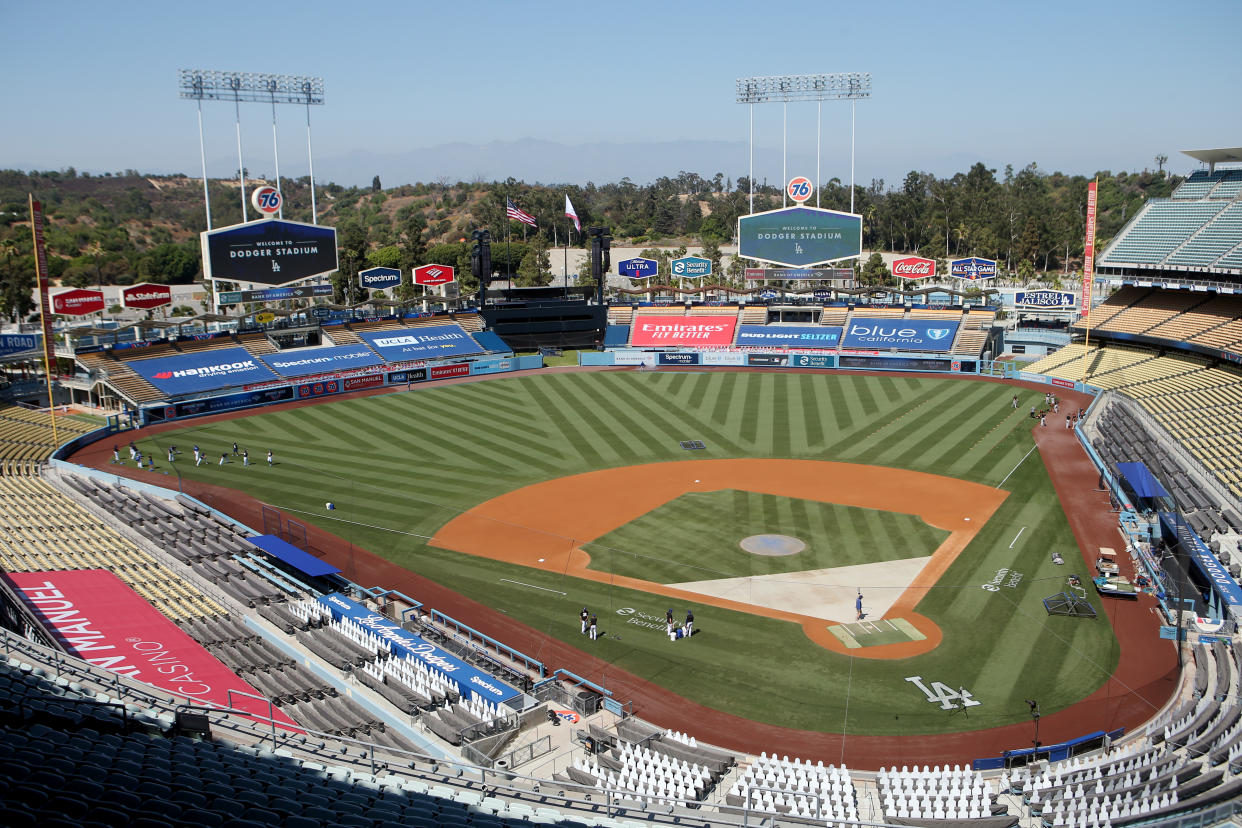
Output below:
[313,137,760,187]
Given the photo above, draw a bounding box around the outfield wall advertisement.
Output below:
[318,593,521,704]
[841,319,960,351]
[9,570,299,726]
[261,345,382,378]
[735,325,843,349]
[358,325,482,362]
[630,316,737,346]
[132,347,279,396]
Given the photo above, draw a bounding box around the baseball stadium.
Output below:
[2,152,1242,828]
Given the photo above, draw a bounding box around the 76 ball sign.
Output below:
[251,186,282,216]
[787,176,814,204]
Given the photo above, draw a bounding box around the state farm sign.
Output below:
[891,256,936,279]
[121,283,172,310]
[51,288,105,316]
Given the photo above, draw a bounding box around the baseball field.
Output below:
[127,370,1124,738]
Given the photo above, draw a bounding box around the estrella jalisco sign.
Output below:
[1014,290,1075,308]
[737,206,862,268]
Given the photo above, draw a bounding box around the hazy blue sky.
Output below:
[3,0,1240,188]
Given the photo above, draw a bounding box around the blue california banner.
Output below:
[736,325,843,349]
[358,325,483,362]
[130,347,279,395]
[841,318,960,351]
[317,593,521,703]
[261,345,382,378]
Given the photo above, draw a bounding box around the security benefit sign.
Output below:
[201,218,338,287]
[949,256,998,281]
[671,256,712,278]
[735,325,843,349]
[737,206,862,267]
[841,318,960,351]
[131,347,278,395]
[358,324,483,362]
[630,315,737,346]
[1015,290,1076,309]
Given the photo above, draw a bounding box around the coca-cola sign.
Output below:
[51,288,105,316]
[122,283,172,310]
[891,256,936,279]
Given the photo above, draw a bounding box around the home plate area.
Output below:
[829,618,927,649]
[665,555,931,625]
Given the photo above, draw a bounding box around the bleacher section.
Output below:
[1100,169,1242,272]
[0,406,97,466]
[1029,343,1242,498]
[1074,289,1242,357]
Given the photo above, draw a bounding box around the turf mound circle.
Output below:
[740,534,806,556]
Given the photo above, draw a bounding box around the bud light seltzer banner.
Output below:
[949,257,997,280]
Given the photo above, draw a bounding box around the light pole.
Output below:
[1026,698,1041,753]
[735,73,872,213]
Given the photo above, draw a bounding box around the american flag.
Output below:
[505,198,537,228]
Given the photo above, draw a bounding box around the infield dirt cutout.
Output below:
[432,458,1007,658]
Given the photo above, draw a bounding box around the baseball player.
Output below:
[588,613,598,641]
[684,609,694,637]
[580,607,589,635]
[266,449,273,466]
[242,449,249,466]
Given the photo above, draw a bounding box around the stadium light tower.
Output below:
[179,70,325,227]
[736,73,871,213]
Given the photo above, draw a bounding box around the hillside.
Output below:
[0,163,1179,321]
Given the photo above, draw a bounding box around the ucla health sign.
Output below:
[737,206,862,267]
[132,347,278,395]
[358,325,482,362]
[317,593,520,703]
[202,218,338,287]
[949,257,997,281]
[1015,290,1076,308]
[735,325,842,349]
[261,345,382,378]
[842,318,960,351]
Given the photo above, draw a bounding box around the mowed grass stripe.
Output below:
[566,375,680,466]
[873,382,1002,473]
[389,391,560,474]
[535,375,646,468]
[599,374,747,456]
[521,377,610,469]
[794,375,826,450]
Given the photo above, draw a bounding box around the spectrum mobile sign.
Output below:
[201,218,338,287]
[630,315,737,346]
[737,206,862,268]
[949,256,998,281]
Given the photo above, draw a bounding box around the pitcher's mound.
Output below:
[740,534,805,556]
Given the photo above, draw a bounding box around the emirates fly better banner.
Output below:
[8,570,298,726]
[630,315,737,346]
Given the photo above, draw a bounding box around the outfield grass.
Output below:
[585,490,947,583]
[144,371,1119,735]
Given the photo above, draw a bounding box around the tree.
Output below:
[701,236,722,277]
[515,234,552,287]
[859,252,888,285]
[366,245,402,269]
[333,218,369,304]
[372,175,382,192]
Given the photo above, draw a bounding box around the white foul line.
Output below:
[1009,527,1027,549]
[997,443,1039,489]
[500,579,566,595]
